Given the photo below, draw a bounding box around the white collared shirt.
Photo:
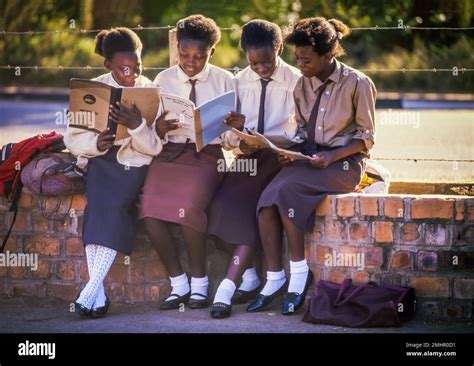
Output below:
[154,63,235,144]
[235,57,301,148]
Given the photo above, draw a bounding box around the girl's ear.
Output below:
[209,46,216,58]
[277,44,283,56]
[323,53,332,63]
[104,59,111,71]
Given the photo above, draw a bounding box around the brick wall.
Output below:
[0,191,473,321]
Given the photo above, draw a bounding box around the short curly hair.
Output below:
[176,14,221,48]
[94,27,143,60]
[240,19,283,52]
[285,17,350,57]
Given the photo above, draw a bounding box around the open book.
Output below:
[68,78,161,141]
[232,128,310,160]
[160,90,235,151]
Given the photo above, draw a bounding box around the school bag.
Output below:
[0,131,65,252]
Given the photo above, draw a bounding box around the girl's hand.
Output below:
[109,102,142,130]
[155,110,179,139]
[97,128,115,152]
[278,153,294,166]
[239,140,261,155]
[224,112,246,131]
[309,151,335,169]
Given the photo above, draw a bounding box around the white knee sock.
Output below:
[85,244,107,309]
[260,269,286,296]
[77,245,117,309]
[213,278,236,305]
[288,259,309,294]
[190,276,208,300]
[238,267,260,292]
[164,273,190,302]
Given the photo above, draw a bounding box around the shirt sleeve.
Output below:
[351,77,377,151]
[127,118,163,157]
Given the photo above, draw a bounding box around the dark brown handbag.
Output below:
[302,279,415,327]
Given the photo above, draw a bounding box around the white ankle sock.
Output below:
[288,259,309,294]
[190,276,208,300]
[165,273,190,302]
[260,270,286,296]
[213,278,236,305]
[238,268,260,292]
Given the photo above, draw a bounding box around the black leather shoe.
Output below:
[281,270,314,315]
[74,301,92,317]
[210,302,232,319]
[246,280,288,312]
[188,293,209,309]
[160,292,191,310]
[231,286,261,305]
[91,295,110,318]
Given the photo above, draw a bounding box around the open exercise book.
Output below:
[160,90,235,151]
[232,128,311,160]
[69,78,161,141]
[69,79,235,150]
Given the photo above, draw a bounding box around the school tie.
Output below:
[257,78,271,134]
[307,80,330,145]
[188,79,197,104]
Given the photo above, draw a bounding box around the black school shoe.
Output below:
[160,292,191,310]
[231,286,261,305]
[246,280,288,312]
[74,289,92,318]
[281,270,314,315]
[210,302,232,319]
[91,295,110,318]
[188,293,209,309]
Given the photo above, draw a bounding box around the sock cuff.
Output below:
[290,259,309,274]
[170,273,188,287]
[267,270,286,281]
[191,276,209,286]
[221,278,237,292]
[242,267,259,281]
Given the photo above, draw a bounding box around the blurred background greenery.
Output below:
[0,0,472,92]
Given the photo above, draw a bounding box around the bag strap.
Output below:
[1,183,22,252]
[38,167,74,221]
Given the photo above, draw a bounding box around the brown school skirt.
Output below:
[207,148,282,247]
[257,146,366,232]
[138,142,225,233]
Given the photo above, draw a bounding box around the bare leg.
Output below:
[280,213,305,262]
[258,206,284,271]
[225,245,254,284]
[181,225,207,278]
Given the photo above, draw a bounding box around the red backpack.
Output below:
[0,131,65,251]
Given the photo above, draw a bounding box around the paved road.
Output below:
[1,100,473,182]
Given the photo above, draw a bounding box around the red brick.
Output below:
[390,251,412,270]
[65,237,84,257]
[47,284,81,300]
[383,197,404,218]
[0,266,5,279]
[359,196,378,216]
[409,276,449,297]
[316,196,332,217]
[349,222,369,242]
[312,221,324,241]
[31,212,50,232]
[453,279,474,299]
[336,196,355,217]
[9,266,30,279]
[124,285,146,302]
[56,260,75,281]
[416,251,438,272]
[128,261,145,284]
[18,193,35,208]
[316,245,333,266]
[325,220,345,242]
[78,260,89,282]
[353,271,370,284]
[1,237,17,252]
[149,285,161,301]
[13,283,42,297]
[9,212,29,232]
[31,259,51,279]
[105,263,129,284]
[468,201,474,221]
[401,223,420,242]
[328,269,347,284]
[71,194,87,211]
[309,266,323,284]
[144,261,168,282]
[107,283,125,302]
[455,200,465,221]
[374,222,394,243]
[364,246,384,268]
[411,197,454,220]
[24,236,60,256]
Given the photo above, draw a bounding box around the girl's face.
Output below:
[246,45,282,80]
[295,45,332,79]
[177,39,215,78]
[105,51,142,87]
